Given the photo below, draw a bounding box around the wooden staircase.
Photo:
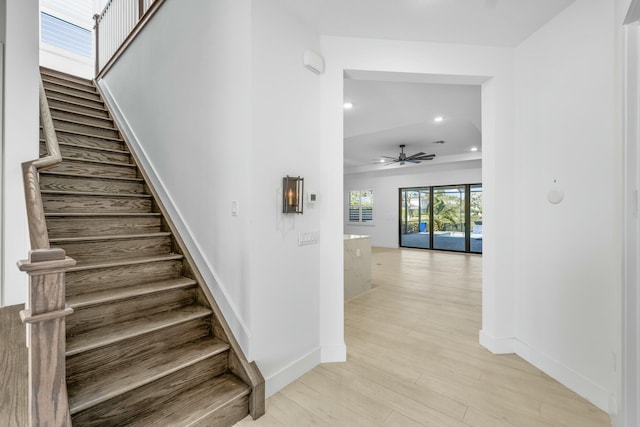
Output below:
[37,67,263,427]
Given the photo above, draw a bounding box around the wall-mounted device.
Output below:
[303,50,324,75]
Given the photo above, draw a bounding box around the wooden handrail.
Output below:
[18,76,76,427]
[93,0,165,79]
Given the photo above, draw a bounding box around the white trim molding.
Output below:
[620,18,640,427]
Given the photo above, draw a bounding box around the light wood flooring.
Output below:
[0,248,612,427]
[235,247,611,427]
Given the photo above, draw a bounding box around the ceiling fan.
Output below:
[378,144,436,166]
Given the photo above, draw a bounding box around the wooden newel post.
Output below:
[18,248,76,427]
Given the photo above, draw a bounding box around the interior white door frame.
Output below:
[621,19,640,427]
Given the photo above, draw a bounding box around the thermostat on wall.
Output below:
[307,192,318,203]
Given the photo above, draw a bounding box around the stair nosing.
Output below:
[41,190,152,198]
[41,140,129,155]
[65,306,214,358]
[68,337,229,414]
[39,171,142,183]
[66,254,184,272]
[67,277,197,309]
[50,231,171,244]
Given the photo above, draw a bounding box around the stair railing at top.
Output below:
[93,0,166,78]
[17,76,77,427]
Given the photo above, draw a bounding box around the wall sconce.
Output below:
[283,176,304,214]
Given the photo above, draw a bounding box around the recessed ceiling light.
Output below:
[434,116,444,123]
[470,146,479,152]
[343,102,353,110]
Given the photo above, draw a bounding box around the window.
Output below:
[349,190,373,223]
[399,184,482,253]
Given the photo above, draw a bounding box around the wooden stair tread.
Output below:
[132,373,250,427]
[66,254,184,272]
[41,190,152,198]
[53,116,118,132]
[40,171,141,182]
[67,277,197,309]
[45,212,162,217]
[65,305,213,357]
[50,105,106,118]
[50,231,171,244]
[42,77,97,94]
[40,67,93,86]
[46,95,108,113]
[44,84,100,101]
[57,156,136,168]
[41,139,129,155]
[48,128,123,143]
[68,336,229,414]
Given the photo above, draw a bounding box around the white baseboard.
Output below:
[265,348,321,397]
[479,329,517,354]
[321,342,347,363]
[97,79,252,357]
[515,340,613,414]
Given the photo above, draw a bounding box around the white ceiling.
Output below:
[276,0,575,47]
[343,77,481,171]
[274,0,575,173]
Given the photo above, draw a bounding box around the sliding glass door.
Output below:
[399,184,482,253]
[470,184,483,253]
[432,185,466,251]
[400,188,430,248]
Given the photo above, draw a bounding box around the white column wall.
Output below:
[249,0,324,395]
[514,0,619,412]
[1,0,39,307]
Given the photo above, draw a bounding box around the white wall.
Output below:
[100,0,326,396]
[514,0,619,412]
[101,0,254,352]
[249,0,323,395]
[344,160,481,247]
[1,0,39,307]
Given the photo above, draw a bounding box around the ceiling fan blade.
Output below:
[406,159,421,164]
[412,154,436,160]
[380,156,398,160]
[405,152,426,160]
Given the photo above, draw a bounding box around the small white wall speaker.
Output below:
[303,50,324,74]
